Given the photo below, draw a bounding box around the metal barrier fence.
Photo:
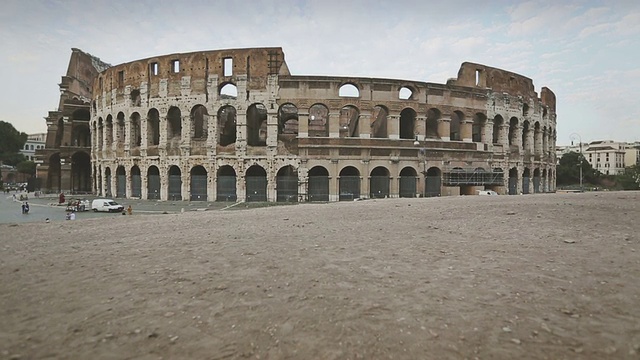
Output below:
[246,177,267,202]
[131,175,141,198]
[148,175,160,199]
[168,175,182,200]
[117,175,126,198]
[277,176,298,202]
[339,176,360,201]
[216,176,237,201]
[399,176,416,198]
[369,176,390,199]
[308,176,329,202]
[190,174,207,201]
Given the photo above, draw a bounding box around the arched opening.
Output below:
[168,165,182,200]
[399,108,416,140]
[55,117,64,148]
[104,167,112,197]
[370,167,390,199]
[190,165,208,201]
[276,165,298,202]
[216,165,237,201]
[147,166,160,199]
[130,112,141,147]
[508,117,518,147]
[191,105,208,139]
[522,167,531,194]
[116,166,126,198]
[308,104,329,137]
[245,165,267,202]
[339,166,360,201]
[338,83,359,98]
[47,153,61,192]
[523,103,529,117]
[425,167,441,197]
[493,115,503,144]
[339,105,359,138]
[247,103,267,146]
[131,165,141,198]
[71,151,91,193]
[450,111,464,141]
[218,106,237,146]
[220,83,238,99]
[472,113,486,143]
[147,109,160,146]
[533,168,541,193]
[116,112,126,147]
[167,106,182,140]
[72,124,91,147]
[371,105,388,138]
[308,166,329,202]
[399,167,417,198]
[399,86,413,100]
[278,103,298,135]
[508,167,518,195]
[426,108,440,139]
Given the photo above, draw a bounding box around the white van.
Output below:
[91,199,125,212]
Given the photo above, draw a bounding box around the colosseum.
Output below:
[40,47,557,201]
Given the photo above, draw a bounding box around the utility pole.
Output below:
[570,133,583,192]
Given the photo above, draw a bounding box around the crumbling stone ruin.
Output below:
[40,47,557,201]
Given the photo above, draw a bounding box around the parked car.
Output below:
[91,199,124,213]
[66,199,90,212]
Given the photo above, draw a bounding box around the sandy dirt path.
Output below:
[1,192,639,359]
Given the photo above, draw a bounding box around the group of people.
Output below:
[21,202,29,214]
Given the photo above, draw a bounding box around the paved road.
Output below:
[0,192,250,224]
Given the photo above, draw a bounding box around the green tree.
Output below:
[617,165,640,190]
[16,160,36,176]
[556,151,600,186]
[0,121,28,166]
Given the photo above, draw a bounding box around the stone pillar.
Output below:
[534,129,542,156]
[207,114,217,157]
[266,110,278,148]
[359,113,371,139]
[298,112,309,138]
[160,167,168,201]
[513,125,523,150]
[235,110,247,156]
[526,129,535,154]
[181,171,189,202]
[124,114,131,156]
[329,112,340,138]
[125,166,132,199]
[387,115,400,140]
[461,120,473,142]
[415,116,426,141]
[438,117,451,141]
[499,125,509,148]
[141,173,148,200]
[483,120,494,148]
[140,114,148,157]
[237,172,246,202]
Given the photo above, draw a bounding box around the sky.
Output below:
[1,0,638,146]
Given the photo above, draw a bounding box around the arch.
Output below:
[130,112,141,147]
[370,166,390,199]
[220,82,238,99]
[493,115,503,144]
[472,113,486,143]
[217,165,237,201]
[425,167,441,197]
[190,165,208,201]
[308,103,329,137]
[115,165,126,198]
[116,112,126,146]
[450,111,464,141]
[191,105,208,139]
[339,105,360,138]
[371,105,389,138]
[72,124,91,147]
[147,165,160,199]
[338,83,360,98]
[247,103,267,146]
[218,105,237,146]
[339,166,360,201]
[246,165,267,202]
[278,103,299,135]
[276,165,298,202]
[70,151,91,193]
[508,117,518,146]
[399,108,416,140]
[523,103,529,117]
[308,166,329,202]
[399,86,414,100]
[168,165,182,200]
[508,167,518,195]
[130,165,141,198]
[426,108,441,139]
[167,106,182,140]
[147,109,160,146]
[399,167,417,198]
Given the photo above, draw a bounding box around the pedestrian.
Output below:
[21,202,26,214]
[69,212,76,220]
[127,205,133,215]
[24,202,29,214]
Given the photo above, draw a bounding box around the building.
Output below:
[85,47,556,201]
[624,142,640,168]
[584,140,626,175]
[20,133,46,161]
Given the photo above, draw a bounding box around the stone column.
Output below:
[329,112,341,138]
[266,110,278,148]
[160,167,168,201]
[207,114,217,157]
[235,109,247,156]
[415,116,426,141]
[181,170,189,202]
[181,115,191,157]
[125,166,132,199]
[140,114,148,157]
[141,173,148,200]
[499,125,509,148]
[483,120,494,148]
[526,128,535,154]
[461,120,473,142]
[438,117,451,141]
[534,129,542,156]
[513,125,523,150]
[298,112,309,138]
[124,114,131,156]
[359,112,371,139]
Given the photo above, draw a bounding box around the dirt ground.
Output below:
[1,191,639,359]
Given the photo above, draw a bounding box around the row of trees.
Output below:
[0,121,36,188]
[556,151,640,190]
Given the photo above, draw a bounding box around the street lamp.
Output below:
[569,133,583,192]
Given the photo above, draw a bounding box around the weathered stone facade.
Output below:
[90,47,557,202]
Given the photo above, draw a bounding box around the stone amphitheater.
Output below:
[40,47,557,201]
